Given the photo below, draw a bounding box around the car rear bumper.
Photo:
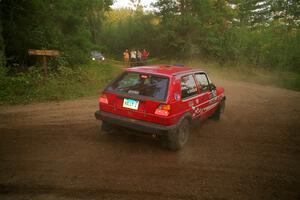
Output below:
[95,110,177,135]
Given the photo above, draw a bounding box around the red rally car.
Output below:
[95,65,226,150]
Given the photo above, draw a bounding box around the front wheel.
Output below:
[211,98,225,120]
[166,119,190,151]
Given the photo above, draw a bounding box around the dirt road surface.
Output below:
[0,79,300,200]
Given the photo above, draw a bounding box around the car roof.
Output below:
[125,65,203,77]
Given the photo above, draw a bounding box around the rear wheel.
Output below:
[212,98,225,120]
[166,119,190,151]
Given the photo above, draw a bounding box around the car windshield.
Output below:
[107,72,169,101]
[91,51,103,58]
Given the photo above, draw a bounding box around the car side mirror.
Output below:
[210,83,216,90]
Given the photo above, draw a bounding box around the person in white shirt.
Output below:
[130,49,137,67]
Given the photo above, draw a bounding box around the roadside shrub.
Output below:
[0,62,121,104]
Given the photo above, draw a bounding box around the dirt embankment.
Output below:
[0,78,300,200]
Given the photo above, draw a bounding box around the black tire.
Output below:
[166,119,190,151]
[101,121,116,134]
[211,98,225,120]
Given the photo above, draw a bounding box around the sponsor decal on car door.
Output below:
[194,73,218,118]
[180,74,199,117]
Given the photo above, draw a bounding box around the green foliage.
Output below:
[1,0,113,66]
[101,9,160,57]
[0,20,5,67]
[177,58,300,91]
[1,0,299,72]
[0,0,299,105]
[0,62,121,104]
[98,1,300,72]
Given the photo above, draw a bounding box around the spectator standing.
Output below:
[142,49,150,64]
[123,49,130,66]
[130,49,137,67]
[137,50,142,65]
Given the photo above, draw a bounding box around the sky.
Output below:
[111,0,157,10]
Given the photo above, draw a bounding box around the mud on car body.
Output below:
[95,65,226,150]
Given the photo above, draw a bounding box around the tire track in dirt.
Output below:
[0,79,300,200]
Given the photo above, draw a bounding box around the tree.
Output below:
[130,0,144,12]
[153,0,235,58]
[227,0,272,28]
[0,18,5,67]
[271,0,300,28]
[0,0,113,66]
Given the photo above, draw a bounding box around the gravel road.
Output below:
[0,79,300,200]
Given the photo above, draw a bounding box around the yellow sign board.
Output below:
[28,49,59,56]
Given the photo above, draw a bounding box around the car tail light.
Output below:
[99,94,108,104]
[155,104,171,117]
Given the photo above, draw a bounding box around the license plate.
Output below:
[123,98,139,110]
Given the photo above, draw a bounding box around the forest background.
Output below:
[0,0,299,103]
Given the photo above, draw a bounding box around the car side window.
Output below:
[181,75,198,99]
[195,73,210,92]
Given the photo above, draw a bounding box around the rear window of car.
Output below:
[107,72,169,101]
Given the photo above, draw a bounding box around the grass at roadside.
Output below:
[207,65,300,91]
[0,62,122,104]
[206,64,300,91]
[0,58,298,105]
[151,59,300,91]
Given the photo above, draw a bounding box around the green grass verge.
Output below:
[207,65,300,91]
[151,59,300,91]
[0,58,298,105]
[0,62,122,105]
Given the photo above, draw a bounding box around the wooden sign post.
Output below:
[28,49,59,78]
